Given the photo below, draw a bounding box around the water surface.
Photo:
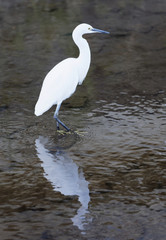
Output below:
[0,1,166,239]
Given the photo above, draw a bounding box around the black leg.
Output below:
[54,116,70,131]
[56,121,60,130]
[54,103,70,131]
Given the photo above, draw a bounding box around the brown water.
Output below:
[0,1,166,239]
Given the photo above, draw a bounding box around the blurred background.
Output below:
[0,0,166,239]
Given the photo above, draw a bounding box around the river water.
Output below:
[0,0,166,239]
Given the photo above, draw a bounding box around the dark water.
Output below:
[0,0,166,239]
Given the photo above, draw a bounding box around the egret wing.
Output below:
[35,58,79,116]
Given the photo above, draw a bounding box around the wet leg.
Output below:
[54,103,70,131]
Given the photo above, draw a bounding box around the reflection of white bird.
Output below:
[34,23,109,131]
[35,136,90,231]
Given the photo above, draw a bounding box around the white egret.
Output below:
[35,23,109,131]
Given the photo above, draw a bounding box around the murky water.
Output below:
[0,1,166,239]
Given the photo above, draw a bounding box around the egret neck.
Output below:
[72,31,91,85]
[35,23,109,131]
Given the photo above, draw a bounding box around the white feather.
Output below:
[34,23,109,130]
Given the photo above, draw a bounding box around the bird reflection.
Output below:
[35,136,90,231]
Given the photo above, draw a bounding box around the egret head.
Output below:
[73,23,110,37]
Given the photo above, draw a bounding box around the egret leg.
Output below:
[54,103,70,131]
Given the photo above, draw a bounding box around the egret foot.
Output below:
[57,129,72,135]
[73,130,87,136]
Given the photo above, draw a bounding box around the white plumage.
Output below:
[34,23,109,131]
[35,58,78,116]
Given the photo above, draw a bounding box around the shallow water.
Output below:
[0,1,166,239]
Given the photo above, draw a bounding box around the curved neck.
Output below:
[73,34,90,62]
[72,32,91,83]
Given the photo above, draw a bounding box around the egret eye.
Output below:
[35,23,109,131]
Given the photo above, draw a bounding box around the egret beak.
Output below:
[92,28,110,34]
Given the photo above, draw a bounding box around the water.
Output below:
[0,1,166,239]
